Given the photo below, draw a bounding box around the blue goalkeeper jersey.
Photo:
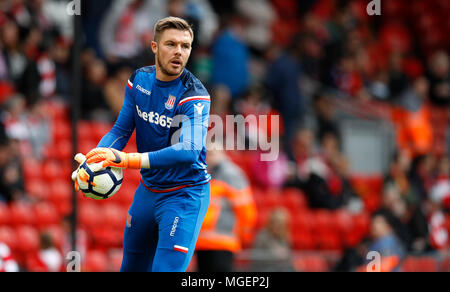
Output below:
[97,66,211,191]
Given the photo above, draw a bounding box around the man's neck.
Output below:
[155,65,183,82]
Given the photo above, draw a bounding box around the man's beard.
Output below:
[156,52,184,77]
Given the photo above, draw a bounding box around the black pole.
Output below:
[71,4,82,253]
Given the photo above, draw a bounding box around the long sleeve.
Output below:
[147,98,210,169]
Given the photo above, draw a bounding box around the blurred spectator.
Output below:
[0,138,25,203]
[250,208,294,272]
[393,77,434,157]
[364,209,406,272]
[0,242,19,272]
[333,238,370,272]
[104,66,133,116]
[235,0,275,52]
[429,156,450,211]
[286,128,361,210]
[99,0,166,65]
[81,57,112,122]
[1,94,50,158]
[388,52,410,101]
[0,19,27,85]
[426,194,449,251]
[426,51,450,106]
[264,34,305,161]
[210,14,250,100]
[408,154,435,204]
[210,84,231,119]
[313,91,341,145]
[196,145,257,272]
[38,232,63,272]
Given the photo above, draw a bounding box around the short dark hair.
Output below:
[153,17,194,43]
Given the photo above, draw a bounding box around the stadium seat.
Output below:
[23,158,42,181]
[25,178,48,201]
[291,211,315,233]
[42,225,66,250]
[84,250,108,272]
[353,213,370,238]
[313,210,336,233]
[292,231,315,250]
[55,139,72,160]
[314,231,341,251]
[0,203,10,225]
[401,257,438,272]
[91,227,123,248]
[91,122,112,142]
[107,249,123,272]
[10,202,35,226]
[15,225,40,253]
[282,188,308,211]
[34,202,60,229]
[334,210,354,236]
[42,160,62,182]
[52,121,71,141]
[294,254,329,272]
[79,203,100,230]
[103,203,126,230]
[0,226,17,250]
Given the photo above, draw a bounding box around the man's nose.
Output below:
[175,45,182,55]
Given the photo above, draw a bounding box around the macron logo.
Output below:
[136,85,151,96]
[194,103,204,115]
[170,217,179,237]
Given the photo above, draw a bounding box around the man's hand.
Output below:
[85,148,142,169]
[71,153,86,191]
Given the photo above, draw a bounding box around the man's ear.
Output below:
[151,41,158,54]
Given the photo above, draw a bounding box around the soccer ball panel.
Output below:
[77,162,123,200]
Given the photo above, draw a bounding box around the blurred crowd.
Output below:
[0,0,449,272]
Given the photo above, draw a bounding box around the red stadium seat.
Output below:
[291,211,315,233]
[85,250,108,272]
[34,202,60,229]
[52,121,71,141]
[314,230,341,251]
[0,226,17,250]
[79,203,101,230]
[401,257,438,272]
[42,160,61,182]
[292,231,315,250]
[55,139,72,160]
[42,225,66,250]
[91,226,123,248]
[0,203,10,225]
[91,122,113,142]
[103,203,126,230]
[10,202,35,226]
[22,158,42,181]
[15,225,40,253]
[334,210,355,236]
[26,178,48,201]
[107,249,123,272]
[294,254,329,272]
[282,188,308,211]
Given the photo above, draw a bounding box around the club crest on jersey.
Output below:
[165,95,176,110]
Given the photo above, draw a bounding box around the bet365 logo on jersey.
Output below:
[136,105,173,128]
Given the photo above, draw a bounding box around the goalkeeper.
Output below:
[73,17,211,272]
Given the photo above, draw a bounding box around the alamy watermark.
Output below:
[66,0,81,16]
[66,251,81,272]
[367,0,381,16]
[366,251,381,272]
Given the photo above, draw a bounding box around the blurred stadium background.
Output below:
[0,0,449,272]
